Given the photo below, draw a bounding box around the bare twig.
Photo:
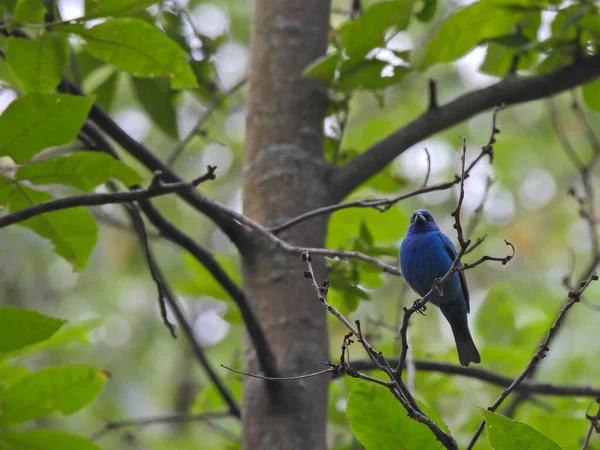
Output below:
[0,168,216,231]
[428,79,438,110]
[301,251,458,449]
[466,274,598,449]
[221,364,332,381]
[344,359,600,397]
[138,199,280,380]
[422,147,431,188]
[90,411,231,441]
[269,107,503,236]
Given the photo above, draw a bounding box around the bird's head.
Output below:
[407,209,440,233]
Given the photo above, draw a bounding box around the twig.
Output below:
[582,397,600,450]
[0,169,216,231]
[422,147,431,188]
[396,110,507,380]
[138,199,280,380]
[269,114,502,236]
[221,364,333,381]
[166,78,247,167]
[90,411,231,441]
[301,251,458,449]
[428,79,438,110]
[343,359,600,397]
[466,274,598,449]
[124,201,177,338]
[506,95,600,417]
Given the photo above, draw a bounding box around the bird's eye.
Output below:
[410,216,415,223]
[426,215,432,221]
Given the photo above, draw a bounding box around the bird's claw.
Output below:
[412,300,427,315]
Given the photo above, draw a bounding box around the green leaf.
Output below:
[6,34,68,93]
[420,1,530,68]
[58,19,198,90]
[91,71,119,111]
[0,429,102,450]
[481,409,562,450]
[0,307,65,353]
[0,365,107,424]
[0,93,94,163]
[339,60,409,92]
[338,0,414,61]
[303,52,339,86]
[84,0,161,19]
[581,75,600,111]
[132,77,179,138]
[16,152,142,191]
[13,0,46,25]
[347,382,445,449]
[9,184,98,271]
[415,0,437,22]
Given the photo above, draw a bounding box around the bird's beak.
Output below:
[415,212,425,222]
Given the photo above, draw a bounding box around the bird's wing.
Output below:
[437,233,470,314]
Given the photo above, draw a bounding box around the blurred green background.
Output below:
[1,0,599,448]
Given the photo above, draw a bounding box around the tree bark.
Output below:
[241,0,332,449]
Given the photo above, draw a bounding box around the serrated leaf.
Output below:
[481,409,562,450]
[347,382,446,449]
[0,429,102,450]
[58,19,198,89]
[0,365,107,424]
[582,76,600,111]
[338,0,414,61]
[13,0,46,25]
[0,307,65,353]
[339,60,409,92]
[16,152,142,191]
[84,0,161,19]
[132,77,178,138]
[9,184,98,271]
[303,52,339,86]
[420,1,530,68]
[0,93,94,163]
[6,34,68,93]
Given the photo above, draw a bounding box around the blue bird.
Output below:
[399,209,480,367]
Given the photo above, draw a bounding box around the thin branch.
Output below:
[58,80,248,250]
[344,359,600,397]
[330,53,600,201]
[90,411,231,441]
[166,77,247,167]
[138,199,280,380]
[422,147,431,188]
[428,79,438,110]
[126,203,241,419]
[221,364,332,381]
[269,121,497,235]
[301,251,458,450]
[0,170,215,230]
[505,93,600,417]
[466,274,598,449]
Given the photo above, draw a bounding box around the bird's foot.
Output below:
[412,299,427,315]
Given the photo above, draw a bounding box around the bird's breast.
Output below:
[400,233,462,303]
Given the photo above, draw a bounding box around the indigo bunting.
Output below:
[399,209,480,367]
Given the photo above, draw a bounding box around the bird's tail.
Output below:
[441,305,481,367]
[451,326,481,367]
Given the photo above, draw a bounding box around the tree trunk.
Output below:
[241,1,332,449]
